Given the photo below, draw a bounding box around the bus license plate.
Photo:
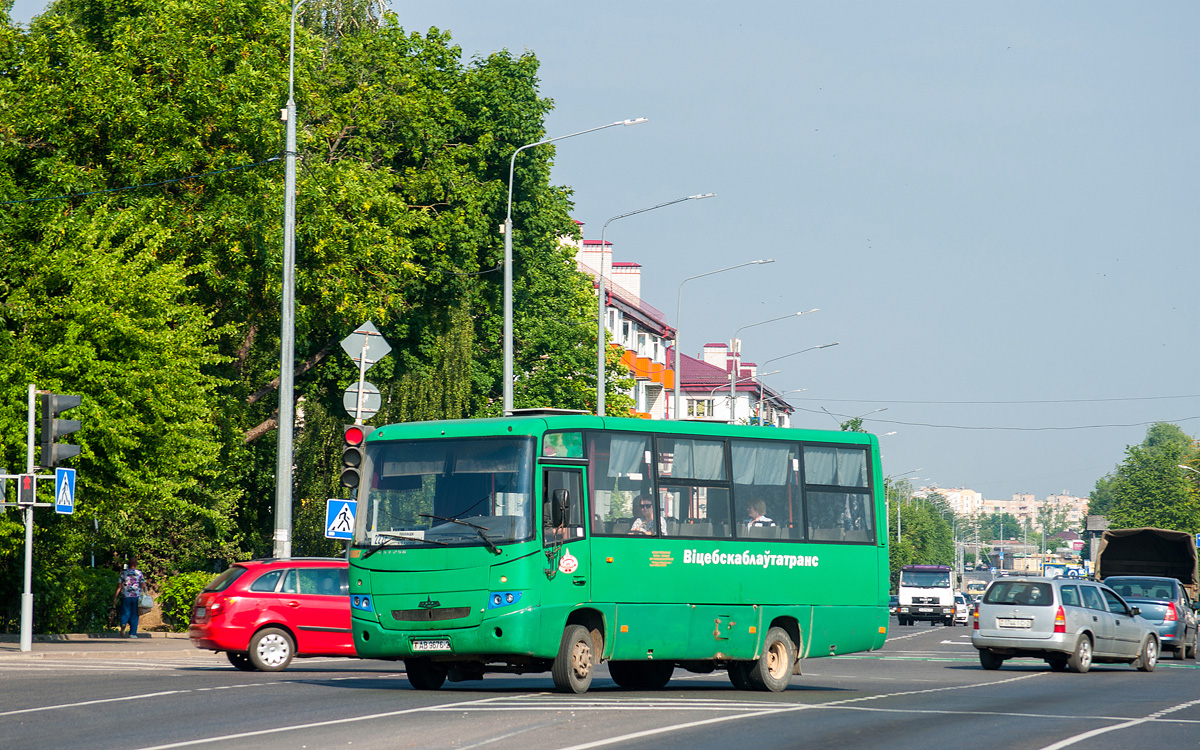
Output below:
[412,638,451,652]
[997,618,1031,629]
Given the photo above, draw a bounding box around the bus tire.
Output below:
[727,662,752,690]
[552,624,594,694]
[747,626,795,692]
[609,660,673,689]
[405,658,447,690]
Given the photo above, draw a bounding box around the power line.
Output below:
[795,405,1200,432]
[792,394,1200,406]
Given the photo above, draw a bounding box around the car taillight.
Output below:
[972,602,979,630]
[1164,602,1177,622]
[1053,605,1066,634]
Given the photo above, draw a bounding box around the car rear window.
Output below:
[1107,579,1176,600]
[203,566,247,593]
[983,581,1053,606]
[249,570,285,592]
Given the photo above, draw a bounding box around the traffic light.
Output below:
[340,424,365,488]
[39,392,82,468]
[17,474,35,507]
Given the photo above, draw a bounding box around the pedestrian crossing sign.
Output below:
[325,498,357,540]
[55,467,76,515]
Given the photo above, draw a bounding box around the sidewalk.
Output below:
[0,631,213,659]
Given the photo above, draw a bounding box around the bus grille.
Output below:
[391,607,471,622]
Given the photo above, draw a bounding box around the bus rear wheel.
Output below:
[609,660,673,690]
[405,658,447,690]
[747,627,795,692]
[552,624,594,694]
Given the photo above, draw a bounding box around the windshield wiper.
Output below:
[419,513,502,555]
[361,531,449,559]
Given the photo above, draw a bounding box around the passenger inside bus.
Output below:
[629,494,662,535]
[744,499,776,529]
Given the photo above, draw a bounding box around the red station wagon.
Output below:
[189,558,355,671]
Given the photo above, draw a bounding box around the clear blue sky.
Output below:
[9,1,1199,502]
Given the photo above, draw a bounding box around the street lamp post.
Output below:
[504,117,648,415]
[274,0,307,558]
[595,194,715,416]
[727,310,818,423]
[673,260,775,419]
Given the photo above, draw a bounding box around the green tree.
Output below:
[886,480,953,587]
[1,0,617,617]
[1102,423,1199,533]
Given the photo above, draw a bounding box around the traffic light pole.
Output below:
[22,383,35,652]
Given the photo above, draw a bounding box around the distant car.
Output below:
[889,595,899,617]
[972,576,1160,673]
[953,593,969,625]
[189,558,354,671]
[1103,576,1198,660]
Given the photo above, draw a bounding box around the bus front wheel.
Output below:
[747,627,795,692]
[552,625,594,694]
[405,658,447,690]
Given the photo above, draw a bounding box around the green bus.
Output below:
[348,411,889,693]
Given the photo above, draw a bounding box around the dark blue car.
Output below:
[1104,576,1198,660]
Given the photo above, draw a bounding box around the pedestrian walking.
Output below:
[113,556,147,638]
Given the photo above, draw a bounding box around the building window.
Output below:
[687,399,715,418]
[621,321,632,346]
[637,333,648,356]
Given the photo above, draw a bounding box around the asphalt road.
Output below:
[3,622,1198,750]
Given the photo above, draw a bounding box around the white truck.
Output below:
[897,564,956,626]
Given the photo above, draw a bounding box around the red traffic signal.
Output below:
[341,425,366,488]
[18,474,35,507]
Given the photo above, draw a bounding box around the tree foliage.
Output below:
[1092,423,1200,533]
[885,479,953,587]
[0,0,624,625]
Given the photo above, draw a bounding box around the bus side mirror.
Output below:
[551,489,571,527]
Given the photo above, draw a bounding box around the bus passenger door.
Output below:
[542,467,590,605]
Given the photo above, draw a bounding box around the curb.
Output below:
[0,632,190,643]
[0,648,219,660]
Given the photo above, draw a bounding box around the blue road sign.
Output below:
[325,498,357,540]
[55,467,76,515]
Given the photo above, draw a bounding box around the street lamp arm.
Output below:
[503,116,647,415]
[507,118,649,220]
[761,342,839,368]
[673,258,775,419]
[596,191,715,416]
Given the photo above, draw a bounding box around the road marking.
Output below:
[553,672,1049,749]
[130,695,517,750]
[1036,696,1200,750]
[0,672,404,717]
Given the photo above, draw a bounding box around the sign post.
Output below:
[339,321,391,425]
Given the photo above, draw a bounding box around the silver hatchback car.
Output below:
[971,576,1160,673]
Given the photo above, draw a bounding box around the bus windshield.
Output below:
[356,437,535,549]
[900,570,951,588]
